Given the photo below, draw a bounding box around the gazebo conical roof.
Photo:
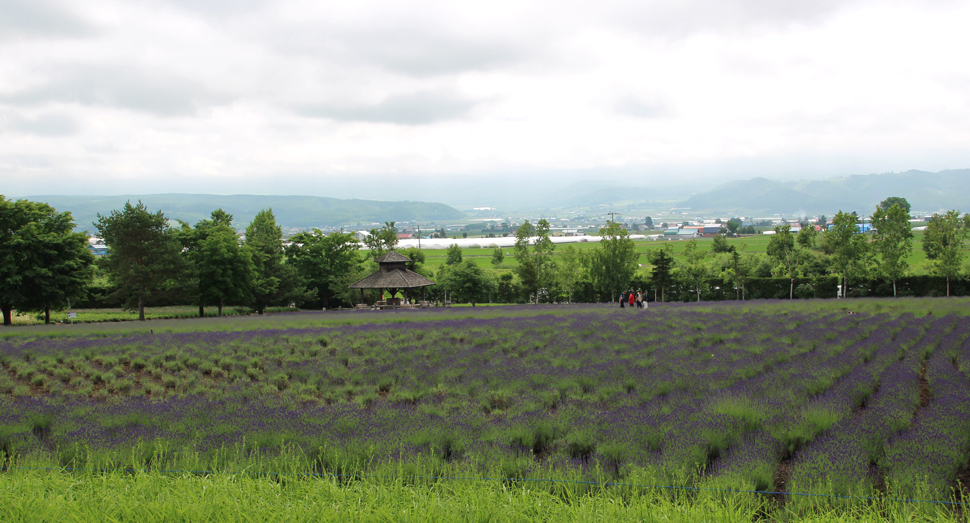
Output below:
[349,250,436,290]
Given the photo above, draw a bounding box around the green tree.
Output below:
[0,197,94,325]
[553,245,586,303]
[922,210,970,297]
[711,234,734,253]
[647,244,675,302]
[870,203,913,297]
[287,229,361,309]
[446,244,463,265]
[824,211,870,298]
[589,221,638,302]
[399,247,425,272]
[95,201,184,321]
[245,209,312,314]
[767,225,799,299]
[796,224,818,249]
[725,218,742,236]
[491,248,505,266]
[644,216,654,229]
[879,197,911,215]
[726,250,753,300]
[680,239,709,302]
[496,273,521,303]
[198,226,254,316]
[439,260,496,306]
[514,219,555,304]
[178,210,254,317]
[364,221,398,260]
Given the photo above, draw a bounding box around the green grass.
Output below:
[417,231,938,270]
[12,306,300,325]
[0,457,963,522]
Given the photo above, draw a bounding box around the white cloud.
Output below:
[1,0,969,198]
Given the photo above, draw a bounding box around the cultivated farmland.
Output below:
[2,300,970,521]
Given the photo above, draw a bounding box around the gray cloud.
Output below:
[296,89,479,125]
[343,30,531,77]
[0,0,98,41]
[272,24,541,77]
[0,66,231,116]
[1,112,80,136]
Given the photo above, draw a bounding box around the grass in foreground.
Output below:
[2,464,965,523]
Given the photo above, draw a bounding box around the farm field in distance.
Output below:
[3,298,970,522]
[420,232,933,270]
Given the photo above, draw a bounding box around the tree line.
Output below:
[3,196,969,325]
[645,198,970,303]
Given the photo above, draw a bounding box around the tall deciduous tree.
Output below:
[95,201,184,321]
[0,197,94,325]
[680,239,710,302]
[287,229,361,309]
[445,244,463,265]
[199,226,254,316]
[711,234,734,253]
[179,210,254,316]
[870,203,913,297]
[879,197,911,215]
[491,248,504,266]
[647,244,675,302]
[439,260,496,306]
[399,247,425,272]
[245,209,312,314]
[797,225,818,249]
[554,245,585,303]
[767,225,799,299]
[824,211,870,298]
[514,219,555,304]
[589,221,638,302]
[922,210,970,297]
[364,221,398,260]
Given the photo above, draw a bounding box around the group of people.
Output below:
[619,290,647,309]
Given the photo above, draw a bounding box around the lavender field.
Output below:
[3,301,970,518]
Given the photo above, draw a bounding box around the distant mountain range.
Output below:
[21,194,465,232]
[678,169,970,217]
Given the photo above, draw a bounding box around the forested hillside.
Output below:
[21,194,465,231]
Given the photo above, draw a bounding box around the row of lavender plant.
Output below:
[4,306,970,503]
[878,318,970,497]
[704,315,930,494]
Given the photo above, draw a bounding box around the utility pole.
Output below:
[607,212,620,224]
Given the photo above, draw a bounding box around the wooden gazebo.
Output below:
[349,251,436,307]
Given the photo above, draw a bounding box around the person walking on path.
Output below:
[628,290,635,308]
[635,290,642,308]
[620,291,626,308]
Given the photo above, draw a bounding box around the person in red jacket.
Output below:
[628,290,635,307]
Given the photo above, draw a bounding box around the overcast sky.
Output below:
[2,0,969,200]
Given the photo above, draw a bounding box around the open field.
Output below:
[420,232,934,270]
[8,306,301,326]
[3,298,970,521]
